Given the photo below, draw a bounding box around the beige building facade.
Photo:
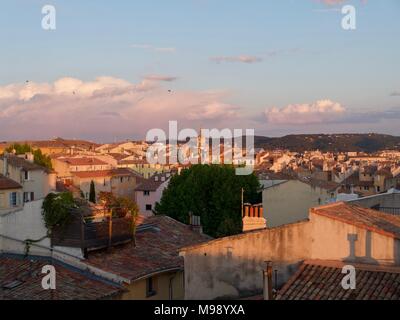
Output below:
[180,202,400,300]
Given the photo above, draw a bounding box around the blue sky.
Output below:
[0,0,399,141]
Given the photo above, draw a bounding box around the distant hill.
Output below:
[251,134,400,153]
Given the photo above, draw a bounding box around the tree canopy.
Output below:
[155,165,261,238]
[42,192,76,234]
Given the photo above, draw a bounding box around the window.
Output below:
[120,177,123,183]
[144,191,150,196]
[24,192,35,203]
[146,277,157,297]
[146,204,152,211]
[0,193,5,208]
[10,192,19,207]
[23,170,29,181]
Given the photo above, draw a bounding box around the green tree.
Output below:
[155,165,261,238]
[89,180,96,203]
[98,192,139,245]
[5,143,32,154]
[33,149,53,170]
[42,192,76,235]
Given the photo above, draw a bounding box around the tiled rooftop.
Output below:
[276,260,400,300]
[135,173,171,192]
[298,177,340,191]
[0,155,52,173]
[0,174,22,190]
[60,157,108,166]
[86,215,210,281]
[312,202,400,240]
[0,254,122,300]
[72,168,138,179]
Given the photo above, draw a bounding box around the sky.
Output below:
[0,0,399,142]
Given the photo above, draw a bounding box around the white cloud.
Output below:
[265,100,346,125]
[210,55,263,64]
[130,44,176,53]
[186,102,239,120]
[143,75,178,82]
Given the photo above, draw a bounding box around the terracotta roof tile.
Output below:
[1,155,52,173]
[135,173,171,192]
[60,157,108,166]
[0,174,22,190]
[72,168,138,179]
[276,260,400,300]
[85,215,211,281]
[312,202,400,240]
[0,254,123,300]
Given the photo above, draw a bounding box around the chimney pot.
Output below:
[263,261,274,300]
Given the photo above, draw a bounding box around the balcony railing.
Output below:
[51,208,134,253]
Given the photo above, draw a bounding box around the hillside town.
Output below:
[1,0,400,307]
[1,137,400,300]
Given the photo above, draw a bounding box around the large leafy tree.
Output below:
[155,165,261,238]
[5,143,32,155]
[32,149,53,170]
[42,192,76,234]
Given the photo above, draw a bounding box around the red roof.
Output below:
[312,202,400,240]
[0,174,22,190]
[72,168,137,179]
[0,254,122,300]
[85,215,211,281]
[135,173,171,192]
[61,157,108,166]
[276,260,400,300]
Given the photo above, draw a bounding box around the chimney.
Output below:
[189,212,203,234]
[3,152,9,176]
[242,204,266,232]
[263,261,274,300]
[25,152,34,163]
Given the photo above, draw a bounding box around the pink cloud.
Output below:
[0,77,239,141]
[265,100,346,125]
[210,55,263,64]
